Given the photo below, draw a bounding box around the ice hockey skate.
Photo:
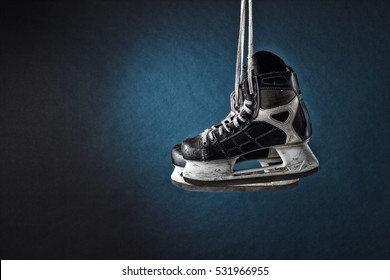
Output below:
[171,89,299,191]
[171,0,318,191]
[181,50,319,187]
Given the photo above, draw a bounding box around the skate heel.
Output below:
[274,141,319,175]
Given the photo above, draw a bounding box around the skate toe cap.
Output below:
[181,137,204,161]
[171,144,186,167]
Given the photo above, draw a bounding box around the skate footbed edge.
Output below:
[182,166,318,187]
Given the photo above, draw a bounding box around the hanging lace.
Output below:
[234,0,246,109]
[201,0,255,145]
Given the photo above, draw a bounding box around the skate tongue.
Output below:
[252,51,286,75]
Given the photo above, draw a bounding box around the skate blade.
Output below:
[171,166,299,192]
[182,141,319,187]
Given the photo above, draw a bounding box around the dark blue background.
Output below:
[1,0,389,259]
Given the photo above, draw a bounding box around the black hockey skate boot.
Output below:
[171,87,299,191]
[180,51,319,187]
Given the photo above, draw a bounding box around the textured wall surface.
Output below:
[1,0,389,259]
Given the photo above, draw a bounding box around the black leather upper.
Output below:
[220,122,286,158]
[252,51,286,74]
[181,134,226,161]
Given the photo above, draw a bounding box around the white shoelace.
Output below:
[234,0,246,109]
[201,0,255,145]
[201,100,253,144]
